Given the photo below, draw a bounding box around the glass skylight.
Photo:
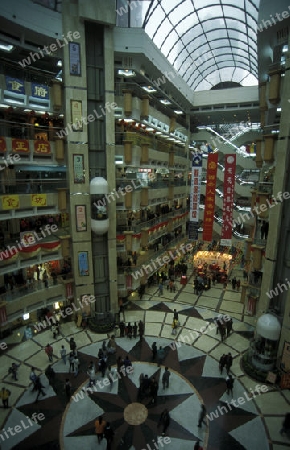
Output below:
[143,0,260,91]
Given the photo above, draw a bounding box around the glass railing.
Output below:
[1,179,67,195]
[0,276,66,303]
[116,207,187,233]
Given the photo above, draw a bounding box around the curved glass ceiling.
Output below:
[143,0,260,91]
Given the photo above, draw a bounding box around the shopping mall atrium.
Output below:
[0,0,289,449]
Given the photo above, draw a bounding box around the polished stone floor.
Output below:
[0,264,289,449]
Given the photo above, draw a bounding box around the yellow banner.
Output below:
[2,195,20,210]
[31,194,47,206]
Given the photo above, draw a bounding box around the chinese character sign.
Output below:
[203,152,218,241]
[2,195,20,210]
[12,139,29,153]
[189,153,202,240]
[31,83,49,99]
[34,140,51,154]
[221,154,236,240]
[5,76,25,94]
[31,194,47,206]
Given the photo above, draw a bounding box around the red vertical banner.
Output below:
[221,154,236,242]
[203,153,218,241]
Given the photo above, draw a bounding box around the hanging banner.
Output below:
[221,154,236,241]
[189,153,202,240]
[12,139,30,153]
[5,76,25,94]
[2,195,20,210]
[31,194,47,206]
[34,140,51,154]
[203,152,218,241]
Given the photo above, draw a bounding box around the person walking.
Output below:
[69,352,75,373]
[104,422,114,450]
[29,367,38,390]
[219,354,227,375]
[280,412,290,435]
[9,362,20,381]
[226,352,233,374]
[133,322,137,339]
[171,318,178,335]
[150,377,158,404]
[60,345,67,364]
[152,342,157,361]
[138,320,144,341]
[162,367,170,389]
[173,309,179,322]
[158,281,163,296]
[64,378,72,401]
[158,409,170,436]
[69,337,76,353]
[95,416,107,444]
[198,404,207,428]
[73,355,79,377]
[119,321,125,338]
[45,343,53,362]
[226,374,234,396]
[35,377,46,402]
[0,387,11,408]
[226,318,233,337]
[157,346,165,366]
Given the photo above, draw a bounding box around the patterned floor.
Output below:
[0,264,290,450]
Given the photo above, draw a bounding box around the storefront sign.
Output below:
[34,140,51,154]
[31,194,47,206]
[31,83,49,99]
[221,154,236,240]
[1,195,20,210]
[12,139,29,153]
[0,138,7,152]
[6,76,25,94]
[73,154,85,183]
[76,205,87,232]
[189,153,202,240]
[203,152,218,241]
[78,251,89,276]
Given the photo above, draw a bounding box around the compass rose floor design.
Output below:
[1,270,290,450]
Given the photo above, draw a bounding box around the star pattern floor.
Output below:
[0,264,290,449]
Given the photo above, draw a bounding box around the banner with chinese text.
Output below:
[34,140,51,154]
[0,138,6,152]
[189,153,202,240]
[202,152,218,241]
[31,194,47,207]
[221,154,236,241]
[2,195,20,210]
[12,139,29,153]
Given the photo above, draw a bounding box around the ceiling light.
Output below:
[155,131,162,135]
[142,86,157,93]
[277,107,281,112]
[57,59,62,67]
[146,127,154,131]
[160,99,171,105]
[282,45,288,53]
[118,69,136,77]
[174,110,183,115]
[0,44,14,52]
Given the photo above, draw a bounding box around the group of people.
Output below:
[215,316,233,341]
[231,276,241,291]
[119,320,144,339]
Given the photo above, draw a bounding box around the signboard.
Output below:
[0,138,6,152]
[34,140,51,154]
[76,205,87,232]
[1,195,20,210]
[78,251,89,276]
[6,76,25,94]
[220,239,232,247]
[280,373,290,389]
[188,153,202,241]
[221,154,236,240]
[12,139,29,153]
[69,42,81,76]
[31,194,47,206]
[203,152,218,241]
[31,83,49,99]
[73,154,85,183]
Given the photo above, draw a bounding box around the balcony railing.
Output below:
[1,179,67,195]
[117,207,188,233]
[0,276,65,303]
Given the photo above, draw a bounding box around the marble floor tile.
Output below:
[196,296,220,310]
[225,333,250,352]
[254,391,290,415]
[194,335,220,353]
[145,311,166,323]
[144,322,162,336]
[219,300,244,314]
[223,291,242,302]
[209,344,239,360]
